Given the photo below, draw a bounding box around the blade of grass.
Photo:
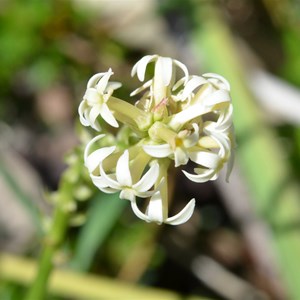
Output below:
[70,192,127,271]
[190,3,300,299]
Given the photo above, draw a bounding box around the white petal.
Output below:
[90,174,109,188]
[99,186,119,194]
[174,59,189,84]
[182,168,216,183]
[78,101,90,127]
[84,134,107,162]
[182,76,207,99]
[168,102,211,130]
[135,190,156,198]
[165,199,195,225]
[89,104,102,125]
[120,189,135,201]
[188,151,221,169]
[174,147,189,167]
[143,144,172,158]
[133,163,159,192]
[87,72,106,88]
[130,80,152,96]
[97,68,113,94]
[203,89,231,107]
[203,73,230,91]
[131,55,156,81]
[116,150,132,186]
[84,88,100,104]
[172,77,185,91]
[100,103,119,128]
[130,200,150,222]
[158,57,173,86]
[85,146,116,173]
[99,164,121,189]
[107,81,122,91]
[146,190,164,224]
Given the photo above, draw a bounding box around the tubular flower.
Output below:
[79,54,235,225]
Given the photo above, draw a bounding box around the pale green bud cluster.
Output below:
[79,54,234,225]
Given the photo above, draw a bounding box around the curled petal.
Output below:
[173,59,189,84]
[131,55,157,81]
[203,89,231,107]
[188,151,221,169]
[130,80,152,96]
[90,174,109,189]
[130,200,150,222]
[182,168,217,183]
[84,134,116,173]
[172,77,185,91]
[96,68,113,94]
[143,143,172,158]
[133,163,159,192]
[181,76,207,99]
[203,73,230,91]
[99,164,121,190]
[78,101,90,126]
[87,72,107,88]
[165,199,196,225]
[116,150,132,187]
[85,147,116,173]
[98,186,119,194]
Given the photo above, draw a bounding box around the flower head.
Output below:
[79,55,235,225]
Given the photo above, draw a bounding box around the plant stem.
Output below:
[25,172,73,299]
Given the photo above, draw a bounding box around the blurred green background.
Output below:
[0,0,300,299]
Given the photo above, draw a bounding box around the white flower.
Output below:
[79,54,235,226]
[131,188,196,225]
[79,69,121,131]
[98,150,159,201]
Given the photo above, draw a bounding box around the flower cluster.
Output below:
[79,54,234,225]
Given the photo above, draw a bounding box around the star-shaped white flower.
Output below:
[79,69,121,131]
[99,150,159,201]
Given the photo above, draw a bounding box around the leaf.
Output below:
[70,192,127,271]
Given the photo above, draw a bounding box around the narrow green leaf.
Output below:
[70,192,127,271]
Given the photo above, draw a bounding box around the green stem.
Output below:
[25,175,73,299]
